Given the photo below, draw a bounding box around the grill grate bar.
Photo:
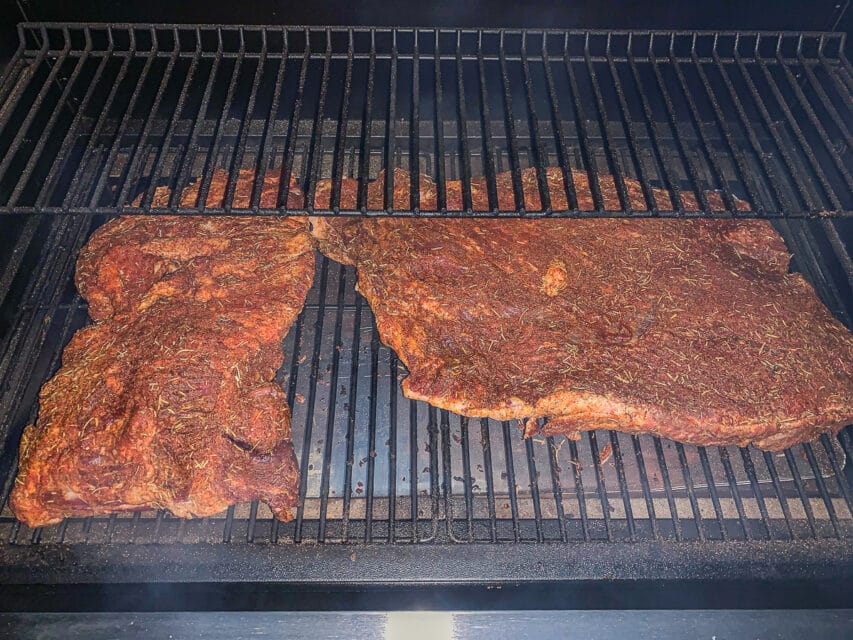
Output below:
[340,294,364,542]
[587,433,613,540]
[10,51,850,64]
[648,38,714,213]
[772,42,853,200]
[802,442,842,538]
[387,355,399,542]
[567,438,591,541]
[277,30,310,215]
[409,34,421,210]
[718,447,752,540]
[166,33,222,209]
[329,32,354,211]
[0,26,54,188]
[246,502,259,543]
[251,29,288,210]
[139,31,203,209]
[7,34,89,209]
[624,35,686,213]
[456,418,475,542]
[630,435,660,539]
[409,391,422,540]
[675,442,706,540]
[541,37,579,210]
[498,32,525,212]
[363,321,381,542]
[196,32,246,209]
[479,418,499,542]
[222,505,235,543]
[738,448,773,540]
[667,36,739,213]
[783,448,819,537]
[433,32,447,212]
[698,447,728,540]
[519,33,552,213]
[305,30,333,213]
[224,30,269,211]
[608,433,637,541]
[761,450,798,539]
[455,31,474,213]
[356,32,376,211]
[317,262,347,542]
[293,256,330,543]
[114,31,182,210]
[0,26,26,101]
[562,34,606,212]
[500,420,521,542]
[85,32,159,210]
[797,43,853,150]
[582,33,632,212]
[523,437,545,543]
[440,409,454,540]
[475,34,499,211]
[383,31,399,212]
[426,405,441,541]
[603,35,657,213]
[545,436,568,542]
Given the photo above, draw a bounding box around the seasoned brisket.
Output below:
[11,172,312,527]
[311,167,853,450]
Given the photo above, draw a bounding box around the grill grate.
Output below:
[0,24,850,217]
[0,215,852,551]
[0,24,852,588]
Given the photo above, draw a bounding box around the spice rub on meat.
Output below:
[311,167,853,450]
[11,173,313,528]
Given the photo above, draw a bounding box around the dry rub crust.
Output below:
[311,167,853,451]
[11,173,313,528]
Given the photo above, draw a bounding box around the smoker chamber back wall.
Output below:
[0,24,851,596]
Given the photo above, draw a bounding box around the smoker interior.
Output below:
[0,24,852,604]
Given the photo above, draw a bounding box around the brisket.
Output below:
[11,172,312,527]
[311,167,853,450]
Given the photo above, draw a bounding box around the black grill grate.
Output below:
[0,24,852,588]
[0,24,850,217]
[0,214,852,551]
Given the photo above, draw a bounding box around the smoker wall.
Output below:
[2,0,851,31]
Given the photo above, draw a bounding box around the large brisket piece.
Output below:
[312,167,853,450]
[11,173,313,527]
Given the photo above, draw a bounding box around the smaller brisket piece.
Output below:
[11,171,312,527]
[311,167,853,450]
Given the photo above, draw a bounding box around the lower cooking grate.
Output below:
[0,213,852,551]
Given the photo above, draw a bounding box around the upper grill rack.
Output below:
[0,24,850,217]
